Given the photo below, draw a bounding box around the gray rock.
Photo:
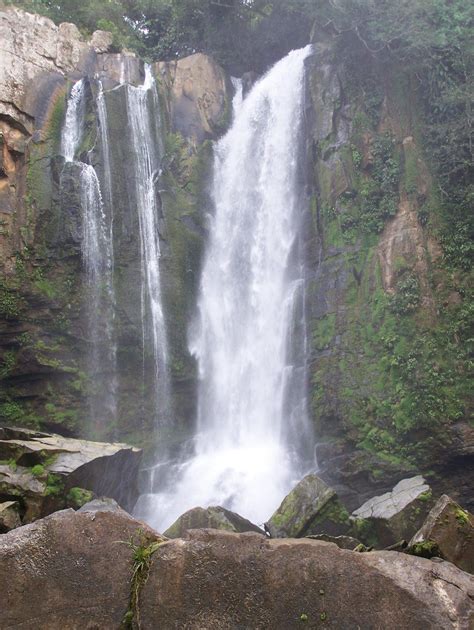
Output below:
[351,475,434,547]
[265,473,350,538]
[409,495,474,574]
[164,505,264,538]
[78,497,123,513]
[156,53,229,144]
[353,475,430,520]
[0,464,46,522]
[0,500,21,532]
[90,29,113,53]
[0,426,142,520]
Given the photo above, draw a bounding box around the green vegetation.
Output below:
[120,530,166,629]
[66,487,93,508]
[31,464,45,477]
[45,473,64,497]
[407,540,440,559]
[455,507,469,526]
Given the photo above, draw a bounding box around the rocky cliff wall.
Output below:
[305,29,472,510]
[0,8,228,449]
[0,9,471,509]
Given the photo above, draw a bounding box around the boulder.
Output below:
[351,475,434,547]
[1,510,473,629]
[0,426,142,522]
[409,495,474,574]
[0,463,47,522]
[140,529,474,629]
[265,473,350,538]
[164,505,264,538]
[0,508,159,628]
[0,500,21,532]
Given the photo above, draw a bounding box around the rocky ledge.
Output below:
[1,505,473,629]
[0,426,141,527]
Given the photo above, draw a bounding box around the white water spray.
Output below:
[136,46,314,531]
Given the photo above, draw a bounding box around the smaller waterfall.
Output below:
[61,80,85,162]
[61,78,117,433]
[126,65,169,423]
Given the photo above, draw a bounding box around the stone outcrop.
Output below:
[409,495,474,574]
[1,508,473,629]
[164,505,263,538]
[266,473,350,538]
[351,475,433,547]
[156,52,229,144]
[0,426,141,525]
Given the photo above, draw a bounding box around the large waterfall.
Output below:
[137,46,314,531]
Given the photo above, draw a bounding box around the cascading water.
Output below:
[61,79,117,433]
[125,65,169,421]
[61,79,85,162]
[137,46,314,531]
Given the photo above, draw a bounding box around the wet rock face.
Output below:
[266,473,350,538]
[156,53,229,144]
[0,426,142,524]
[409,495,474,574]
[164,505,264,538]
[1,510,473,629]
[351,476,434,547]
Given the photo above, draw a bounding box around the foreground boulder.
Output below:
[164,505,264,538]
[351,475,433,547]
[409,495,474,574]
[0,508,158,628]
[266,473,350,538]
[1,508,473,629]
[0,426,141,526]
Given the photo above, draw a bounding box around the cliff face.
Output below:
[0,9,471,507]
[305,31,472,509]
[0,8,228,447]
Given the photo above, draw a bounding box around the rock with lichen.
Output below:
[265,473,351,538]
[164,505,263,538]
[408,494,474,574]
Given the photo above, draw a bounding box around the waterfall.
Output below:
[61,79,117,433]
[136,46,314,531]
[61,79,85,162]
[125,65,169,421]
